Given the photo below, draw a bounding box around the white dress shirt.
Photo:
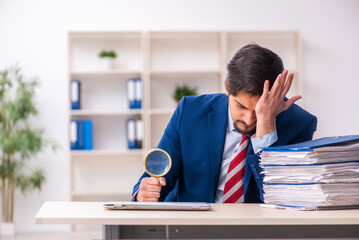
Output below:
[214,108,278,203]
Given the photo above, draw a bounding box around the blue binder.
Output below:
[70,120,77,150]
[76,120,84,150]
[83,119,93,150]
[262,135,359,152]
[127,79,142,109]
[70,80,81,110]
[134,79,142,109]
[127,79,136,109]
[135,119,143,149]
[70,119,93,150]
[127,119,137,149]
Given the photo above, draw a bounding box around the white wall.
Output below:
[0,0,358,232]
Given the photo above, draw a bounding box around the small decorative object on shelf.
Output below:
[98,50,117,70]
[173,84,198,104]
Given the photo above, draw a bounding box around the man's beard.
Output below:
[233,120,256,136]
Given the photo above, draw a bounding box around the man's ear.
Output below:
[225,80,229,96]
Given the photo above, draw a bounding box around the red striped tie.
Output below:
[222,134,249,203]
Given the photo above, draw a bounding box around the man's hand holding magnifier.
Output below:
[136,149,171,202]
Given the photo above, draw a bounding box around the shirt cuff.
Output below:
[131,190,139,201]
[251,130,278,154]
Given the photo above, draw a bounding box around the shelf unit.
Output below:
[67,30,301,210]
[68,32,145,212]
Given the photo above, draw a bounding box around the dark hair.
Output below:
[225,43,284,96]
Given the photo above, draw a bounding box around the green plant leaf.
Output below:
[15,169,46,194]
[173,85,198,101]
[98,50,117,58]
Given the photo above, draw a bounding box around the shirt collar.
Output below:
[228,106,236,132]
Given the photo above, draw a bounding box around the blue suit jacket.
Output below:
[133,93,317,203]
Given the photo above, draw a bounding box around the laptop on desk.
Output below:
[103,201,211,211]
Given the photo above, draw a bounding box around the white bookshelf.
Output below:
[67,31,301,229]
[68,32,145,217]
[70,109,143,116]
[70,70,142,75]
[70,149,144,157]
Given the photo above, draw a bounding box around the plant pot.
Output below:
[100,57,115,70]
[0,222,15,236]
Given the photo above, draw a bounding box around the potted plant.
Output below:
[98,50,117,70]
[173,85,198,104]
[0,67,56,236]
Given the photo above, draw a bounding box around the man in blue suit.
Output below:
[133,43,317,203]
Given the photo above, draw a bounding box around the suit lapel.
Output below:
[208,95,228,201]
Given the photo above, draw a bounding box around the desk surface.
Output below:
[35,201,359,226]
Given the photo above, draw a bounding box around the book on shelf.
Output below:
[77,120,84,149]
[126,118,143,149]
[70,120,77,150]
[259,135,359,210]
[135,119,143,149]
[83,119,93,150]
[70,119,93,150]
[127,79,142,109]
[134,79,142,109]
[70,79,81,110]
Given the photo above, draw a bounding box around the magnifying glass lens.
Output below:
[144,149,171,177]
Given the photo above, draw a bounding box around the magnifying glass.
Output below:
[143,148,172,177]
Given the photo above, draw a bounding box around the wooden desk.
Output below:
[35,201,359,239]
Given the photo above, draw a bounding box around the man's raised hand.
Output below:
[255,70,302,138]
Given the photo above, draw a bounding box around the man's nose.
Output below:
[243,112,256,126]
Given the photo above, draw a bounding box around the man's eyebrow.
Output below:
[234,99,249,110]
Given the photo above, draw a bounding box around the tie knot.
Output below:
[242,134,249,141]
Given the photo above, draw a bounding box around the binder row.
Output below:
[70,119,93,150]
[126,119,143,149]
[70,78,143,110]
[127,79,142,109]
[70,79,143,150]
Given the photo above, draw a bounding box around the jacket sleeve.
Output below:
[132,97,186,201]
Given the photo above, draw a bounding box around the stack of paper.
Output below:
[259,135,359,210]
